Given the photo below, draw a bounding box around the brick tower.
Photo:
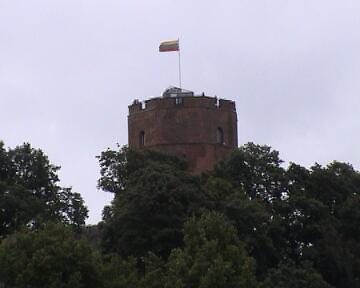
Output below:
[128,87,238,174]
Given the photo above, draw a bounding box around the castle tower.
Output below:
[128,87,238,174]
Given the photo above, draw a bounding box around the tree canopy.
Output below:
[99,147,203,258]
[1,141,359,288]
[0,224,102,288]
[0,142,88,237]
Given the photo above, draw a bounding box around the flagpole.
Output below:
[178,38,182,88]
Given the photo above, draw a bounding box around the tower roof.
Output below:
[162,86,194,98]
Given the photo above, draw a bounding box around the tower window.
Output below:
[216,127,224,145]
[139,131,145,146]
[175,97,183,105]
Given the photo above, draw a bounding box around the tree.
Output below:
[307,162,360,211]
[99,147,204,258]
[204,176,279,278]
[0,142,88,237]
[283,161,360,287]
[212,142,286,201]
[141,252,167,288]
[101,254,140,288]
[97,145,187,194]
[0,224,102,288]
[0,182,43,236]
[96,143,360,287]
[260,262,332,288]
[164,212,258,288]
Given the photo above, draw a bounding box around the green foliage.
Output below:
[0,142,88,237]
[307,161,360,210]
[97,145,187,193]
[164,212,258,288]
[338,194,360,241]
[101,254,140,288]
[0,224,102,288]
[96,143,360,287]
[0,142,60,194]
[283,161,360,287]
[213,142,286,201]
[204,177,278,278]
[141,252,167,288]
[261,262,333,288]
[100,152,203,258]
[209,143,360,287]
[56,188,88,231]
[0,181,43,236]
[2,141,360,288]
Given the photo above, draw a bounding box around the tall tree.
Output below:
[212,142,286,201]
[97,145,187,194]
[0,142,88,237]
[283,161,360,288]
[204,176,279,278]
[99,147,203,258]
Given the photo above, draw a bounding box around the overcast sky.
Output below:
[1,0,359,223]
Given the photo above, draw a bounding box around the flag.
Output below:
[159,39,179,52]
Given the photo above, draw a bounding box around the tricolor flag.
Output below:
[159,39,179,52]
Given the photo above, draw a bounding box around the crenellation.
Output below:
[220,99,236,111]
[144,98,161,110]
[129,95,236,115]
[128,100,142,113]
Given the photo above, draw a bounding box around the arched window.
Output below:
[139,131,145,146]
[216,127,224,145]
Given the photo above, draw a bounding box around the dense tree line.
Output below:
[0,141,359,287]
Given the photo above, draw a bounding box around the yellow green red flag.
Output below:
[159,39,179,52]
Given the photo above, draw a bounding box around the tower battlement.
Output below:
[129,95,236,115]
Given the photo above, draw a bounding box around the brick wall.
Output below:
[128,95,237,174]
